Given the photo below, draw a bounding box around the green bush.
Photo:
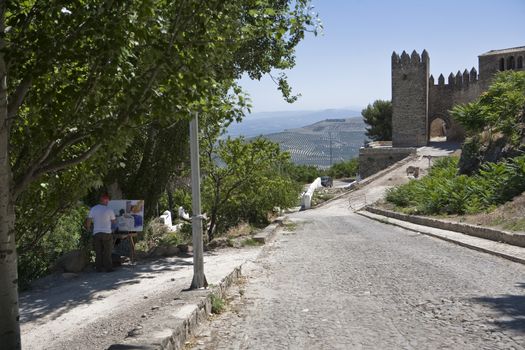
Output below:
[386,156,525,215]
[172,189,192,213]
[159,231,182,246]
[17,204,89,289]
[327,158,359,178]
[452,71,525,140]
[282,163,321,183]
[203,137,302,238]
[141,218,171,250]
[210,293,225,314]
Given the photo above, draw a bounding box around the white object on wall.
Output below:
[160,210,173,227]
[178,206,191,221]
[300,177,323,210]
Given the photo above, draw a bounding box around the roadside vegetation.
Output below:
[362,99,392,141]
[311,190,336,207]
[201,131,302,240]
[386,71,525,217]
[326,158,359,179]
[210,293,226,314]
[386,156,525,215]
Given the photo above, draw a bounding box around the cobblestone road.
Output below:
[190,198,525,349]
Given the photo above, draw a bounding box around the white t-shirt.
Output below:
[88,204,116,234]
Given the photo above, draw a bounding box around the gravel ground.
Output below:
[189,198,525,349]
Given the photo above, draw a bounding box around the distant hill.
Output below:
[258,117,366,169]
[226,108,362,137]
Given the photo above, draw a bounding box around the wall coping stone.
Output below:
[366,206,525,248]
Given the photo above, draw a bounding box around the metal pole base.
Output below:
[190,274,208,289]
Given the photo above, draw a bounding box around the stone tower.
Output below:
[391,50,430,147]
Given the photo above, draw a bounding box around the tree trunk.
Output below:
[0,25,21,348]
[207,210,217,241]
[167,188,174,216]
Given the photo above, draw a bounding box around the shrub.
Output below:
[327,158,359,178]
[17,204,89,289]
[141,218,171,250]
[386,155,525,215]
[210,293,225,314]
[283,163,321,183]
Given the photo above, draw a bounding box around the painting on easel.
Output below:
[108,200,144,231]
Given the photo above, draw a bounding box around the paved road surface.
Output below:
[190,196,525,349]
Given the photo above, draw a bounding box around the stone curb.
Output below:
[108,267,242,350]
[252,216,285,243]
[357,210,525,265]
[108,220,284,350]
[365,206,525,248]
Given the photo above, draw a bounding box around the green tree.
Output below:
[0,1,319,346]
[452,71,525,174]
[361,100,392,141]
[282,163,321,183]
[202,135,300,239]
[327,158,359,178]
[452,71,525,142]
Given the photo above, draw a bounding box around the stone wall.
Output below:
[359,147,416,178]
[428,70,481,141]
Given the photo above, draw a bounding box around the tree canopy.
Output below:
[452,71,525,142]
[0,1,320,347]
[361,99,392,141]
[201,118,300,239]
[452,71,525,174]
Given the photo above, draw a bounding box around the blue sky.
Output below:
[239,0,525,113]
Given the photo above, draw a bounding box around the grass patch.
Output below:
[226,222,254,238]
[210,293,225,314]
[240,238,262,247]
[502,218,525,232]
[311,191,335,206]
[282,221,298,231]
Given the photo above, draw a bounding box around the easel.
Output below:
[113,232,138,265]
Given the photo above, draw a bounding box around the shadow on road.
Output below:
[425,141,462,152]
[472,282,525,333]
[19,255,194,324]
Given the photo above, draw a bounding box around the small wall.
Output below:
[366,206,525,248]
[359,147,416,178]
[301,177,322,210]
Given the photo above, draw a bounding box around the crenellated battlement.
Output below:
[429,67,478,89]
[391,49,430,147]
[392,49,429,67]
